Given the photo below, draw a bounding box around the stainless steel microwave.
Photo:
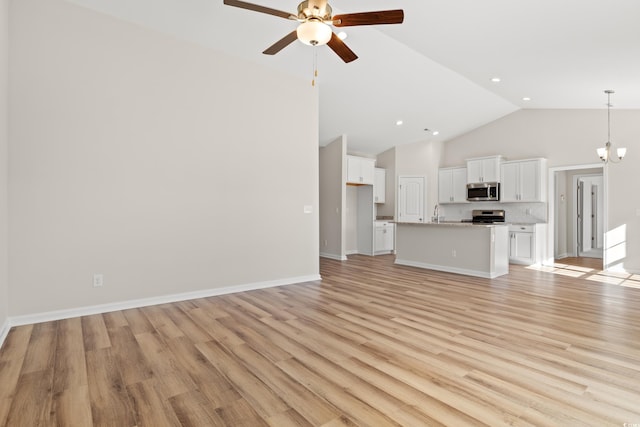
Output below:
[467,182,500,201]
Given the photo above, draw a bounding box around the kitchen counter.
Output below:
[395,222,509,278]
[395,221,501,227]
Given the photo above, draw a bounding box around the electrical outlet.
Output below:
[93,273,103,287]
[452,249,457,258]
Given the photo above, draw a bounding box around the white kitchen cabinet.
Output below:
[509,223,546,265]
[375,221,395,254]
[374,168,386,203]
[466,156,503,183]
[500,158,547,202]
[438,167,468,203]
[347,155,375,185]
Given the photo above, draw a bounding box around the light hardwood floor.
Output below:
[555,256,603,270]
[1,255,640,426]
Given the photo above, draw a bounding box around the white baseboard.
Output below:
[555,253,569,260]
[320,252,347,261]
[7,274,321,329]
[0,318,9,350]
[395,258,507,279]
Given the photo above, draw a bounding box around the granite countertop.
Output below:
[395,221,507,228]
[508,222,547,225]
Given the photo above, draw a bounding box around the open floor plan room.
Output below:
[1,255,640,426]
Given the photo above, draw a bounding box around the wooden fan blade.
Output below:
[223,0,294,20]
[333,10,404,27]
[327,33,358,63]
[263,31,298,55]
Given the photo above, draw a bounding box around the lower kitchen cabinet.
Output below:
[375,221,395,254]
[509,223,546,265]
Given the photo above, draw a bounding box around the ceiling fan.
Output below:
[223,0,404,63]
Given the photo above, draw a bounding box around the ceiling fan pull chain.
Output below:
[312,47,318,87]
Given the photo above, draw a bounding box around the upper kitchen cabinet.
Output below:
[438,167,468,204]
[374,168,386,203]
[347,155,375,185]
[466,155,503,183]
[500,158,547,202]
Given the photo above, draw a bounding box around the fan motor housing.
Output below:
[297,1,332,21]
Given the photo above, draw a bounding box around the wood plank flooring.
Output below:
[1,254,640,426]
[555,256,603,270]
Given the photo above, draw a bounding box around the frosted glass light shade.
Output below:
[297,21,332,46]
[597,147,607,160]
[617,147,627,159]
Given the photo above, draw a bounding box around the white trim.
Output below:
[0,318,10,350]
[394,258,507,279]
[572,173,605,258]
[7,274,321,328]
[546,163,604,267]
[320,252,347,261]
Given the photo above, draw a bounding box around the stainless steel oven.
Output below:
[471,209,505,224]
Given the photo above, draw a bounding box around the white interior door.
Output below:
[580,180,593,253]
[577,175,604,256]
[592,176,604,249]
[398,176,424,223]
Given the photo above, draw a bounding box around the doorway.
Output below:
[548,164,605,269]
[575,174,604,258]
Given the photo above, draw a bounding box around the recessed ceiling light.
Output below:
[337,31,348,40]
[396,120,403,126]
[491,77,501,83]
[432,131,440,136]
[522,97,531,101]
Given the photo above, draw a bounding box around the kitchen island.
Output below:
[395,222,509,278]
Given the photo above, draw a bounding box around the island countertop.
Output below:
[394,221,508,228]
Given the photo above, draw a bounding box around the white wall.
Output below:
[8,0,319,317]
[0,0,9,338]
[555,170,568,258]
[375,147,396,218]
[319,136,346,260]
[396,140,444,222]
[444,109,640,272]
[345,186,358,254]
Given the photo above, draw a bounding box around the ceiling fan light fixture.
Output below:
[297,20,332,46]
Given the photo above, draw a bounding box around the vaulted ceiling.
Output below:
[67,0,640,155]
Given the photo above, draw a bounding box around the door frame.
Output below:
[546,163,606,267]
[573,173,604,257]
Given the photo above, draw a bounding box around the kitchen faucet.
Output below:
[432,204,439,223]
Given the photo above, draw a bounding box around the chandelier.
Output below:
[597,90,627,163]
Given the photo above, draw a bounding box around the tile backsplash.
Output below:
[439,202,547,224]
